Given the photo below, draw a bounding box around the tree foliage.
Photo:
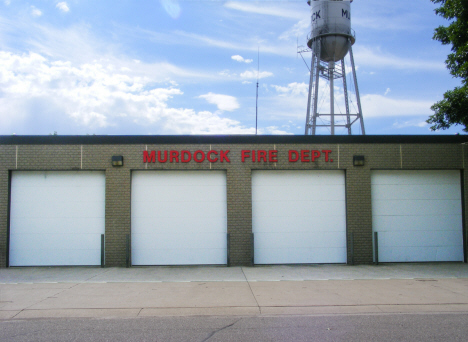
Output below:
[427,0,468,131]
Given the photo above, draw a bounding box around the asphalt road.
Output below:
[2,313,468,342]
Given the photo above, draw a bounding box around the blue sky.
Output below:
[0,0,464,135]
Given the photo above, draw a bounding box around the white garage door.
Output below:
[371,170,464,262]
[252,170,347,264]
[10,171,105,266]
[131,171,227,265]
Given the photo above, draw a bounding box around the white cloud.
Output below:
[56,2,70,13]
[218,69,236,78]
[263,126,293,135]
[31,6,42,17]
[199,92,240,112]
[174,31,296,57]
[354,46,445,71]
[160,0,181,19]
[232,55,253,63]
[224,2,303,19]
[0,19,215,81]
[279,19,309,41]
[272,82,308,97]
[240,70,273,80]
[361,94,433,118]
[384,88,391,96]
[393,119,429,129]
[0,51,253,134]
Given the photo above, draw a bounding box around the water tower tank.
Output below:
[307,0,355,63]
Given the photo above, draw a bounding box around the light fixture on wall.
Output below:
[112,156,124,167]
[353,155,365,166]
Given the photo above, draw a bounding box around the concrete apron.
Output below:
[1,264,468,319]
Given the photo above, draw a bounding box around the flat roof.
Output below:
[0,135,467,145]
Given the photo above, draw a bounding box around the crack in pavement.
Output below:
[83,268,113,283]
[200,318,242,342]
[241,267,261,314]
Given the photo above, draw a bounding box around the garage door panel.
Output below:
[133,200,226,219]
[371,171,460,185]
[132,185,224,203]
[372,199,461,216]
[12,172,103,185]
[132,232,227,250]
[12,201,105,219]
[253,200,344,219]
[11,186,104,204]
[379,246,463,263]
[133,172,223,186]
[253,184,345,202]
[373,215,462,232]
[372,170,463,263]
[434,247,465,261]
[253,215,346,233]
[9,217,105,235]
[255,247,346,264]
[10,171,105,266]
[379,230,463,248]
[9,248,102,267]
[133,248,226,266]
[252,170,346,264]
[255,232,346,249]
[132,217,226,234]
[131,171,227,265]
[372,184,461,201]
[254,171,344,185]
[10,233,102,251]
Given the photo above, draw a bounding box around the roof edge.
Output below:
[0,135,467,145]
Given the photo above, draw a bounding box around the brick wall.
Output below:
[0,137,467,267]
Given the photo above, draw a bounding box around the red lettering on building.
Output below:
[207,150,218,163]
[142,149,332,164]
[311,150,321,162]
[258,150,267,162]
[269,150,278,163]
[193,150,205,163]
[289,150,299,162]
[181,150,191,163]
[322,150,332,162]
[241,150,250,163]
[170,150,179,163]
[158,151,168,163]
[220,150,230,163]
[143,150,155,163]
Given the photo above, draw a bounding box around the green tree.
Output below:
[427,0,468,131]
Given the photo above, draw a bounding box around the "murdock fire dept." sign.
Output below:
[143,150,334,163]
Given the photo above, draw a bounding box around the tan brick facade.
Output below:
[1,135,467,267]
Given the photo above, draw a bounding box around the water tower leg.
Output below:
[341,58,352,135]
[329,61,335,135]
[349,43,366,135]
[311,40,321,135]
[305,47,317,135]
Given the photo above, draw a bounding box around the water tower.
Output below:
[304,0,365,135]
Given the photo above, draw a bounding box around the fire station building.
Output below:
[0,135,467,267]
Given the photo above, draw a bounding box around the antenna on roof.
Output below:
[256,46,259,135]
